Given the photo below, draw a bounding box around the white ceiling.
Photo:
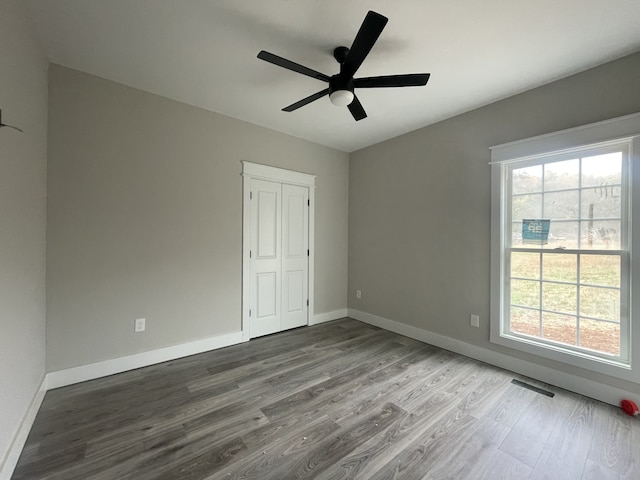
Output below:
[26,0,640,152]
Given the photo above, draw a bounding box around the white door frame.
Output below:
[241,161,316,341]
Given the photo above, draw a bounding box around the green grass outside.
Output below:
[509,251,621,355]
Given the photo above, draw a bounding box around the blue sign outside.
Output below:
[522,219,550,244]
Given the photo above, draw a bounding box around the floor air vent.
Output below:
[511,379,555,397]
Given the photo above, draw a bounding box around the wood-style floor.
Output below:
[12,319,639,479]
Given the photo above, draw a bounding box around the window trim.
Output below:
[490,112,640,383]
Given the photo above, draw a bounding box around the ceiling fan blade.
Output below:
[282,88,330,112]
[348,95,367,121]
[342,11,388,79]
[354,73,430,88]
[258,51,330,82]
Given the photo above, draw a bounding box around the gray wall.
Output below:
[46,65,349,372]
[0,0,48,468]
[349,52,640,395]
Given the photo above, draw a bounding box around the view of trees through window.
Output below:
[507,152,624,356]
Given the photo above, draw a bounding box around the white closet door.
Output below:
[281,184,309,330]
[243,161,315,341]
[250,179,282,338]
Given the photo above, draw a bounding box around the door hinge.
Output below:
[307,249,309,256]
[249,250,252,258]
[306,299,309,307]
[249,309,252,317]
[250,191,253,200]
[307,199,310,207]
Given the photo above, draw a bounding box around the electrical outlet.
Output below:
[356,289,362,299]
[470,314,480,328]
[134,318,146,333]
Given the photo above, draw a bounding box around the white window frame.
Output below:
[490,112,640,383]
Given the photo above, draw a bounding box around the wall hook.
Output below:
[0,108,23,132]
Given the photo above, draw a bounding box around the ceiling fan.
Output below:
[257,10,430,121]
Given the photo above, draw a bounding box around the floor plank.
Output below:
[587,401,640,478]
[498,390,566,468]
[529,394,595,480]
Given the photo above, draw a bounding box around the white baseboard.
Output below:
[310,309,348,326]
[0,377,47,480]
[45,311,351,390]
[348,309,637,407]
[46,331,244,389]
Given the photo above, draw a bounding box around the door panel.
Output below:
[256,272,277,318]
[286,195,305,257]
[286,270,304,312]
[257,190,277,259]
[282,184,308,330]
[250,179,281,337]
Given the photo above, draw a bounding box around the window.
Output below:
[490,113,640,382]
[507,145,628,360]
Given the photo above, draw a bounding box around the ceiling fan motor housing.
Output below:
[330,46,355,106]
[332,46,355,94]
[329,75,354,95]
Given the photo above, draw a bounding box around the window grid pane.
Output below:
[510,154,622,251]
[508,249,622,356]
[542,312,577,346]
[579,318,620,356]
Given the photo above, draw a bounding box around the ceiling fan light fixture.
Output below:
[329,89,354,107]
